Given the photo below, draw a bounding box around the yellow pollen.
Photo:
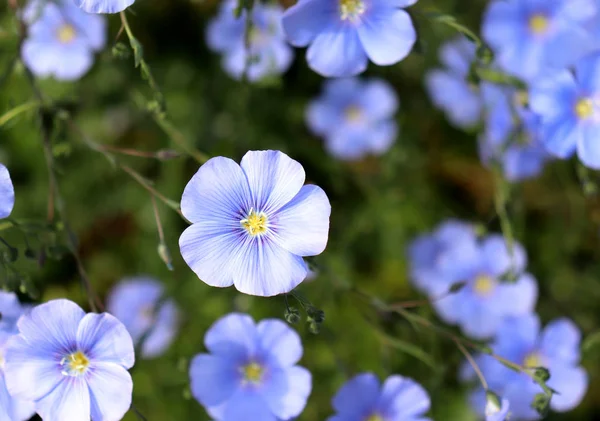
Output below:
[241,209,268,236]
[523,352,542,368]
[62,351,90,376]
[575,98,594,119]
[57,24,76,44]
[345,105,363,122]
[242,362,263,383]
[340,0,366,21]
[365,414,384,421]
[529,15,549,34]
[474,274,495,296]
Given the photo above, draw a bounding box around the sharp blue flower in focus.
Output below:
[327,372,431,421]
[3,299,135,421]
[306,77,399,160]
[479,84,550,182]
[282,0,418,77]
[0,163,15,220]
[179,150,331,297]
[0,292,35,421]
[425,37,483,129]
[463,315,588,420]
[529,53,600,169]
[107,276,180,359]
[21,0,106,81]
[73,0,134,14]
[206,0,294,82]
[189,313,312,421]
[482,0,597,81]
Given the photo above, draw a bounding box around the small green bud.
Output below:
[531,393,551,416]
[307,307,325,324]
[533,367,551,382]
[158,243,174,271]
[112,42,131,59]
[485,390,502,415]
[449,281,467,293]
[284,307,301,324]
[308,320,321,335]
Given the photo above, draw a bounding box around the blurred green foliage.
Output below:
[1,0,600,420]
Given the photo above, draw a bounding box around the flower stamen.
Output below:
[365,414,384,421]
[340,0,366,22]
[241,209,268,236]
[57,24,76,44]
[241,361,264,384]
[61,350,90,376]
[575,98,594,119]
[474,274,495,297]
[529,14,549,35]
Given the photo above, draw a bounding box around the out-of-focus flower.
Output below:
[282,0,418,77]
[206,0,294,82]
[21,0,106,81]
[0,163,15,219]
[189,313,311,421]
[0,292,35,421]
[73,0,134,14]
[327,372,431,420]
[107,276,180,359]
[425,37,483,128]
[306,77,399,160]
[4,299,135,421]
[463,315,588,420]
[179,150,331,297]
[529,53,600,169]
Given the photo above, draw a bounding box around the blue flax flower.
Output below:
[0,292,35,421]
[189,313,311,421]
[482,0,597,81]
[73,0,134,14]
[425,37,483,129]
[479,84,549,182]
[179,150,331,297]
[529,53,600,169]
[306,77,399,160]
[206,0,294,82]
[107,276,180,359]
[0,163,15,219]
[22,0,105,81]
[464,315,588,420]
[282,0,418,77]
[327,372,431,421]
[3,299,135,421]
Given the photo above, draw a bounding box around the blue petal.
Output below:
[425,70,482,128]
[493,314,540,359]
[35,377,90,421]
[205,0,244,52]
[325,125,373,160]
[439,37,476,77]
[270,185,331,256]
[221,388,277,421]
[459,298,503,339]
[62,1,106,50]
[575,52,600,94]
[76,313,135,368]
[240,150,305,215]
[87,362,133,421]
[359,79,399,121]
[502,379,540,420]
[305,99,344,137]
[306,24,368,77]
[0,164,15,219]
[495,272,538,316]
[529,71,578,119]
[256,319,303,367]
[547,365,588,412]
[540,116,580,158]
[577,123,600,169]
[502,144,548,182]
[262,366,312,420]
[204,313,257,360]
[189,354,240,407]
[282,0,337,47]
[482,0,522,51]
[480,234,526,278]
[377,375,430,418]
[141,300,179,359]
[73,0,134,14]
[357,8,416,66]
[368,121,398,155]
[0,371,35,421]
[540,318,582,364]
[332,373,380,416]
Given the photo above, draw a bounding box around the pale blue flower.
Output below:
[282,0,418,77]
[179,150,331,297]
[189,313,312,421]
[22,0,106,81]
[3,299,135,421]
[0,163,15,219]
[482,0,597,81]
[306,77,399,160]
[73,0,134,14]
[327,372,431,421]
[206,0,294,82]
[529,52,600,168]
[107,276,180,359]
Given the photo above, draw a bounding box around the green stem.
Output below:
[0,101,40,127]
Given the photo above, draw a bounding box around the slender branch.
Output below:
[455,339,488,390]
[0,101,41,127]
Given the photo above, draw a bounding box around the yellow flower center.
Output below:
[61,350,90,376]
[241,209,268,236]
[242,362,263,383]
[529,15,549,34]
[340,0,366,21]
[474,274,495,296]
[365,415,384,421]
[345,105,363,123]
[575,98,594,119]
[57,24,76,44]
[523,352,543,368]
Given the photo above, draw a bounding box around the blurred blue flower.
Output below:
[0,163,15,219]
[463,315,588,420]
[179,150,331,297]
[282,0,417,77]
[0,292,35,421]
[73,0,134,14]
[107,276,180,359]
[327,372,431,421]
[306,77,399,160]
[425,37,483,129]
[479,84,550,182]
[482,0,597,81]
[529,53,600,169]
[206,0,294,82]
[189,313,311,421]
[3,299,135,421]
[21,0,105,81]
